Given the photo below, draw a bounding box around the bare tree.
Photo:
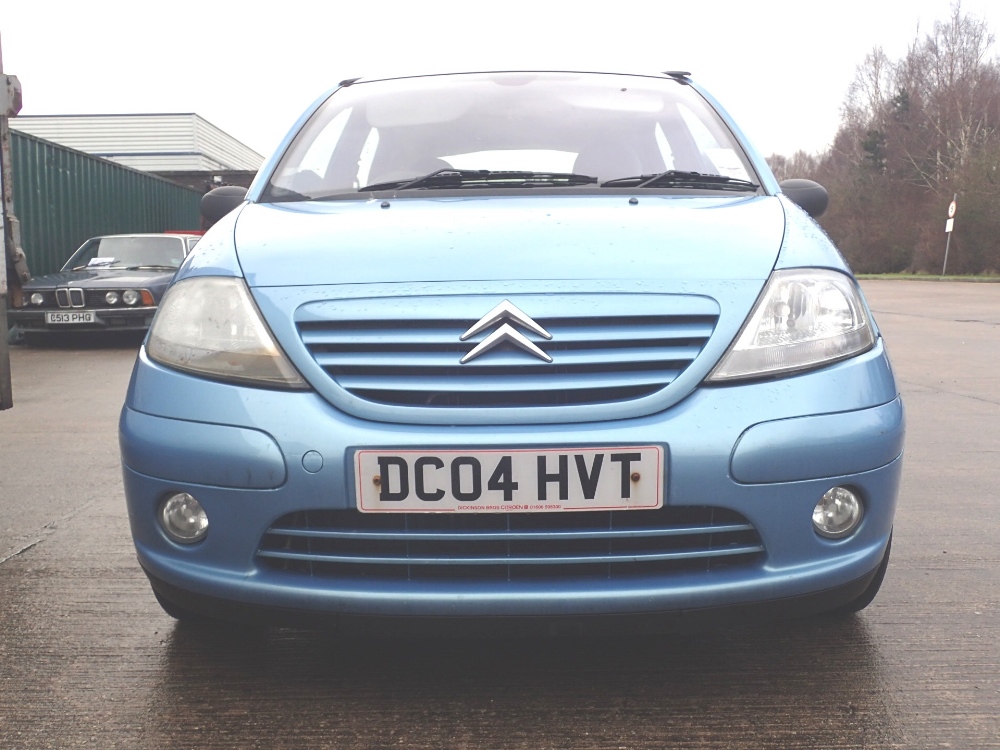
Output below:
[891,3,999,189]
[843,47,894,133]
[795,1,1000,274]
[765,151,819,183]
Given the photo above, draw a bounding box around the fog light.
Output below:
[813,486,864,539]
[159,492,209,543]
[122,289,140,306]
[31,293,44,306]
[106,291,119,305]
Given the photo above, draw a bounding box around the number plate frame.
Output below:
[45,311,96,324]
[354,446,665,513]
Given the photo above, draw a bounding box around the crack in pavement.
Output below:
[0,499,99,566]
[899,378,1000,408]
[871,309,1000,327]
[0,540,43,566]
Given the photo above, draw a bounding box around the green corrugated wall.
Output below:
[10,130,203,277]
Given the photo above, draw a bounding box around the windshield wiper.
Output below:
[74,264,177,271]
[359,169,599,192]
[600,170,760,191]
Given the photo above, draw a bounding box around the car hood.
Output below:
[24,268,177,289]
[233,194,786,287]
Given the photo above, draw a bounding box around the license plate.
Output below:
[45,311,96,324]
[355,446,664,513]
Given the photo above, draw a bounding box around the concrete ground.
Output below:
[0,280,998,749]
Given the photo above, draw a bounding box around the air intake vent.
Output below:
[257,506,764,582]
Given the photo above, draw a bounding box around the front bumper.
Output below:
[144,556,887,633]
[121,341,903,622]
[10,306,157,332]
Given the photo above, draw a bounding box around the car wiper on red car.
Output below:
[601,170,760,191]
[358,169,599,192]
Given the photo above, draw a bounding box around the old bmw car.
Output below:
[120,71,904,630]
[10,233,199,337]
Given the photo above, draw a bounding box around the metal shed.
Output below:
[12,113,263,172]
[10,130,203,276]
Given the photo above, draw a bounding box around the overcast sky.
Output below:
[3,0,998,161]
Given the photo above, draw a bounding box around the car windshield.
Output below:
[63,236,187,271]
[263,72,760,201]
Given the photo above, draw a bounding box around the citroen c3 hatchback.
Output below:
[120,71,903,629]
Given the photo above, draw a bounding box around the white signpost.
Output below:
[942,194,957,276]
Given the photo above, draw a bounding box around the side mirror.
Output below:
[200,186,249,229]
[779,179,829,218]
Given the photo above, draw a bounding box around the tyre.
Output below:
[833,533,892,615]
[152,587,210,623]
[151,586,264,633]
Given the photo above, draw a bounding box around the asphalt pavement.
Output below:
[1,280,998,749]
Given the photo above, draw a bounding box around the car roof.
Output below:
[337,70,692,88]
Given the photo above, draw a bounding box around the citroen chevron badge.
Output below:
[460,300,553,364]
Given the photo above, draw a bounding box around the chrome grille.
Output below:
[257,506,765,582]
[297,296,719,409]
[56,287,86,308]
[45,288,135,309]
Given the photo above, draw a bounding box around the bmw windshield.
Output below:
[65,236,187,271]
[262,72,762,201]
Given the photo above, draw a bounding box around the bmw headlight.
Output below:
[707,269,875,382]
[146,276,309,389]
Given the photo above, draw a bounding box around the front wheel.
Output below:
[153,587,211,623]
[833,533,892,615]
[150,585,265,633]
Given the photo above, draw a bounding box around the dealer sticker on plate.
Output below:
[355,446,664,513]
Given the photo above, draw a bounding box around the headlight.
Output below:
[707,269,875,382]
[106,291,119,305]
[30,293,44,306]
[122,289,140,306]
[146,276,309,390]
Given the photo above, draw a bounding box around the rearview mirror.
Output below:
[779,179,829,218]
[201,186,249,229]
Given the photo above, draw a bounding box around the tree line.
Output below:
[767,3,1000,275]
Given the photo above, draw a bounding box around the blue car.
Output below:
[120,71,903,630]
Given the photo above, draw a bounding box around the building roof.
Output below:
[11,113,264,172]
